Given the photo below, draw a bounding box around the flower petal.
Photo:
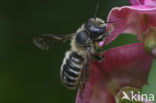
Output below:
[76,43,153,103]
[104,6,156,44]
[129,0,156,7]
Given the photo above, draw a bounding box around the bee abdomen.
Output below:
[61,51,83,89]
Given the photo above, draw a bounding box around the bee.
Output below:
[33,1,113,96]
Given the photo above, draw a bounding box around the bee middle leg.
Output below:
[92,53,104,61]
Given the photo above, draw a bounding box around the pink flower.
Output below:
[130,0,156,7]
[106,0,156,58]
[76,0,156,103]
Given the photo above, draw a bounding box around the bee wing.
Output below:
[33,34,73,51]
[79,48,90,98]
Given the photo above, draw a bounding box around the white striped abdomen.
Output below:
[60,51,83,89]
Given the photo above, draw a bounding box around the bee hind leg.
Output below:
[79,68,88,100]
[79,49,89,99]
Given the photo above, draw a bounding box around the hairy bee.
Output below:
[33,1,113,96]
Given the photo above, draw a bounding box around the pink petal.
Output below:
[130,0,156,7]
[98,41,104,47]
[76,43,153,103]
[104,6,156,44]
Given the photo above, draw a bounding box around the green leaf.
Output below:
[102,34,139,51]
[142,60,156,101]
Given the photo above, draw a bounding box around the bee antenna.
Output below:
[94,0,100,21]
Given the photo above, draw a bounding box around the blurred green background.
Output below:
[0,0,156,103]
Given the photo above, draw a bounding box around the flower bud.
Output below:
[143,26,156,59]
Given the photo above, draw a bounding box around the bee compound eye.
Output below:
[85,18,106,39]
[75,30,89,46]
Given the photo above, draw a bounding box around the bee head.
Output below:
[85,18,107,40]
